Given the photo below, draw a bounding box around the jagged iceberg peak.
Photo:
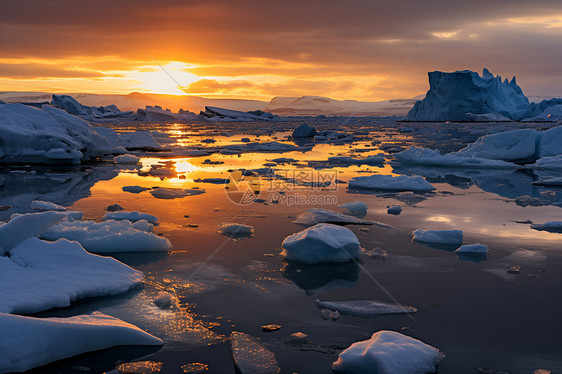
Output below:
[407,68,532,121]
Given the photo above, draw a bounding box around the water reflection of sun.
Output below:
[175,160,199,174]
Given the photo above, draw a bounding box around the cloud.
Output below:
[1,0,562,97]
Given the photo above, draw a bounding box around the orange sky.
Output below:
[1,0,562,101]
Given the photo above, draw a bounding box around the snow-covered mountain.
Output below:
[265,96,416,116]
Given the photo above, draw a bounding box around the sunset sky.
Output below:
[1,0,562,101]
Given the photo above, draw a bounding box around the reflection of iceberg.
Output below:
[0,166,118,220]
[282,260,359,292]
[393,165,562,206]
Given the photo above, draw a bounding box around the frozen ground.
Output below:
[1,116,561,373]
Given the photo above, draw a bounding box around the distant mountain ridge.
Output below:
[0,92,419,116]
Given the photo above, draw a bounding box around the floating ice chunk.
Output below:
[41,219,171,253]
[531,221,562,233]
[30,200,66,211]
[114,154,140,164]
[514,195,542,207]
[0,104,113,164]
[292,123,317,138]
[0,311,162,373]
[315,299,416,317]
[117,131,162,151]
[106,203,124,211]
[153,291,174,309]
[339,201,368,217]
[387,205,402,215]
[194,178,230,184]
[532,155,562,169]
[538,125,562,158]
[332,330,444,374]
[103,211,159,224]
[132,219,154,232]
[411,229,463,247]
[217,223,254,239]
[321,309,340,320]
[328,155,385,166]
[454,129,538,163]
[456,244,488,254]
[281,223,361,264]
[348,175,436,192]
[0,211,65,254]
[292,208,391,228]
[229,332,280,374]
[150,187,206,199]
[394,147,519,169]
[123,185,151,194]
[0,237,143,314]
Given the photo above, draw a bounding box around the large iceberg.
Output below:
[0,312,162,373]
[407,68,562,121]
[0,103,114,164]
[332,330,444,374]
[51,94,134,121]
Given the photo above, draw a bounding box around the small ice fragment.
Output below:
[315,299,416,317]
[30,200,66,211]
[387,205,402,215]
[123,185,150,194]
[106,204,124,212]
[150,187,206,199]
[114,154,140,164]
[229,332,280,374]
[261,324,282,332]
[455,244,488,254]
[153,292,174,309]
[217,223,254,239]
[411,229,463,248]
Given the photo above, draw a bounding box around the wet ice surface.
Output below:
[2,118,562,373]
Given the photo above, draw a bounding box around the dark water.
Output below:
[5,120,562,373]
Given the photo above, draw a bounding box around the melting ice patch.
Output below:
[0,312,162,374]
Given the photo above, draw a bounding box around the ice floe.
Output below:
[456,244,488,254]
[0,311,162,373]
[348,175,436,192]
[292,208,391,228]
[339,201,369,217]
[387,205,402,215]
[411,229,463,249]
[103,211,159,224]
[0,211,65,253]
[328,155,385,166]
[114,154,140,164]
[281,223,361,264]
[332,330,444,374]
[292,123,317,138]
[531,221,562,233]
[117,131,163,151]
[150,187,206,199]
[30,200,67,211]
[229,332,280,374]
[393,147,519,169]
[123,185,151,194]
[216,223,254,239]
[315,299,416,317]
[0,237,143,314]
[41,219,172,252]
[0,103,113,164]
